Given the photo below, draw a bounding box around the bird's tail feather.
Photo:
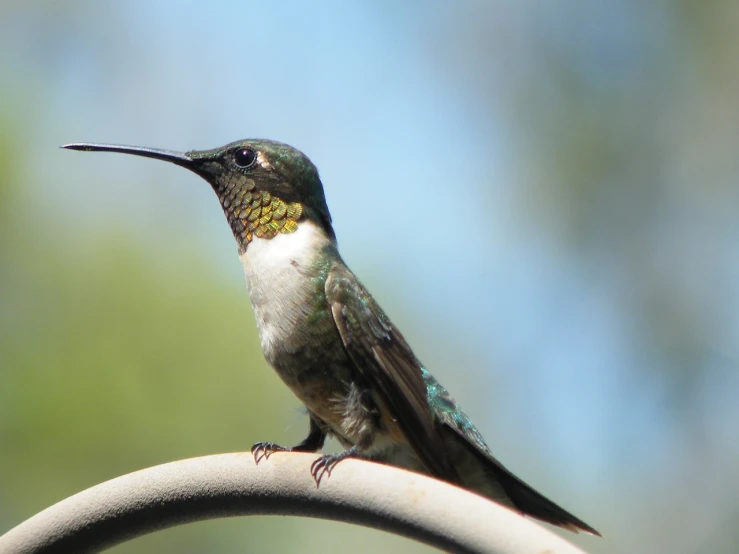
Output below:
[492,464,602,536]
[445,424,601,536]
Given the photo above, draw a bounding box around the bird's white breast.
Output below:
[238,220,334,360]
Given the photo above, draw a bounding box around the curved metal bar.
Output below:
[0,453,590,554]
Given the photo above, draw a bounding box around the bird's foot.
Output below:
[251,442,290,464]
[310,446,359,486]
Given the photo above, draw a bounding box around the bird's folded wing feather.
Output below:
[325,263,458,482]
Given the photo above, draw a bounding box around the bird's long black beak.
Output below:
[62,143,194,167]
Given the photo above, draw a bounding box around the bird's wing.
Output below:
[325,262,459,482]
[420,368,500,460]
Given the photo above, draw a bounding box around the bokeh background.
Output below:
[2,1,739,552]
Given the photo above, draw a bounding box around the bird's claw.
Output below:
[251,442,289,464]
[310,454,338,486]
[309,447,358,486]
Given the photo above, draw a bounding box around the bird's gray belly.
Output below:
[259,308,365,438]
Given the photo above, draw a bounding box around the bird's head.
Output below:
[64,139,333,253]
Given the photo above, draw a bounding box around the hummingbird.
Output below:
[63,139,600,536]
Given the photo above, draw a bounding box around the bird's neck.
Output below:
[239,219,336,277]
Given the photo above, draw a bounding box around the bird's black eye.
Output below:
[233,148,256,168]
